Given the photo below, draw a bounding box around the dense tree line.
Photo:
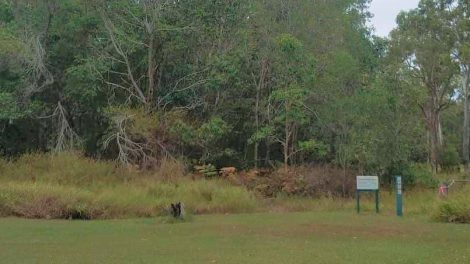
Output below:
[0,0,469,178]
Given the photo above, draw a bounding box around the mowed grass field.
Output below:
[1,212,469,264]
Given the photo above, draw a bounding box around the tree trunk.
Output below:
[254,59,268,168]
[147,35,156,111]
[284,102,290,172]
[462,71,470,172]
[421,88,444,175]
[265,140,271,167]
[284,106,289,172]
[429,108,441,175]
[265,101,272,167]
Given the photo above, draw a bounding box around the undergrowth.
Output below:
[0,152,466,221]
[432,186,470,223]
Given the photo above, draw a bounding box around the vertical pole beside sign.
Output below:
[375,190,380,213]
[356,191,360,213]
[395,176,403,217]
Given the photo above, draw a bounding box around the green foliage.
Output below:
[390,0,460,173]
[248,126,274,144]
[401,163,437,187]
[298,139,329,160]
[171,120,198,146]
[64,59,107,107]
[170,116,233,165]
[276,33,303,53]
[433,187,470,223]
[0,1,13,23]
[0,92,23,120]
[106,107,158,138]
[194,164,218,178]
[0,28,22,56]
[0,91,44,123]
[439,145,461,171]
[198,117,230,144]
[2,0,467,184]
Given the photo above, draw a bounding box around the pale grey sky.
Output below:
[369,0,420,37]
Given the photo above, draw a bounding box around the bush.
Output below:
[432,187,470,223]
[402,163,437,188]
[440,145,460,171]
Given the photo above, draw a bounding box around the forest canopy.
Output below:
[0,0,468,178]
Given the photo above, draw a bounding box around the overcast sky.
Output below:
[368,0,420,37]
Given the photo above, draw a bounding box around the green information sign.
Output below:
[356,176,379,214]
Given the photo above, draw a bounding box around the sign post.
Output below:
[356,176,379,214]
[395,176,403,217]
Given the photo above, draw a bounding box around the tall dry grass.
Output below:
[0,153,257,219]
[1,152,464,220]
[0,152,138,186]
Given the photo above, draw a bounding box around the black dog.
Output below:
[170,202,183,218]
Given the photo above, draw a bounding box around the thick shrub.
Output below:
[439,145,460,172]
[432,188,470,223]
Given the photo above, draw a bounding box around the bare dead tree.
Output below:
[102,112,153,166]
[95,1,205,112]
[21,35,54,101]
[95,1,169,111]
[11,0,57,102]
[53,102,80,152]
[93,2,209,166]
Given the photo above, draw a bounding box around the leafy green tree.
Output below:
[444,0,470,171]
[390,1,459,173]
[263,34,315,170]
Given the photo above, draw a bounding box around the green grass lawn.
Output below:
[1,212,469,264]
